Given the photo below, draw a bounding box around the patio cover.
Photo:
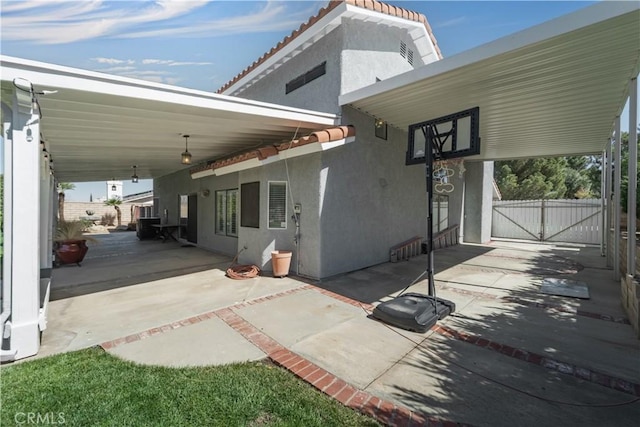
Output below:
[0,56,338,182]
[339,2,640,161]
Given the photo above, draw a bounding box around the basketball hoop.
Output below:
[433,158,465,193]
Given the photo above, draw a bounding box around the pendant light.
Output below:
[131,165,139,183]
[181,135,192,165]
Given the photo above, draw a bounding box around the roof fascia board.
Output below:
[339,1,640,107]
[1,55,338,126]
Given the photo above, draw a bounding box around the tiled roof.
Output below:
[190,125,355,176]
[216,0,442,94]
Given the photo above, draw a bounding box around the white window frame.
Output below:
[268,181,287,230]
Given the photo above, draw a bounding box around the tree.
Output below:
[57,182,75,221]
[494,158,568,200]
[104,197,123,227]
[618,129,640,218]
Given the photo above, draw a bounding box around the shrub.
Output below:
[101,213,116,226]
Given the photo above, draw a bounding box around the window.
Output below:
[268,182,287,229]
[285,62,326,94]
[241,182,260,228]
[216,189,238,237]
[433,195,449,233]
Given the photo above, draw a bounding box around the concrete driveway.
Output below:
[41,231,639,426]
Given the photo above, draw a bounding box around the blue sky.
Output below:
[2,0,634,201]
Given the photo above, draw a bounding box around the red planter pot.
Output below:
[56,239,89,266]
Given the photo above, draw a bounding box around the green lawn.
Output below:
[1,347,379,426]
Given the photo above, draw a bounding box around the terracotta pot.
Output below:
[56,239,89,266]
[271,250,292,278]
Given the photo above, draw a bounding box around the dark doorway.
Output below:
[187,194,198,243]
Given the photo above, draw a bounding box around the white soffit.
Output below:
[0,56,338,182]
[340,2,640,161]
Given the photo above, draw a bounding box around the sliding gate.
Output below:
[492,199,601,244]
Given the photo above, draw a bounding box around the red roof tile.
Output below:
[217,0,442,94]
[190,125,356,176]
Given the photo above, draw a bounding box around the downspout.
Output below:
[614,116,622,281]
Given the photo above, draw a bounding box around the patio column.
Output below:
[4,86,42,360]
[605,141,613,264]
[614,116,622,281]
[40,142,54,269]
[627,77,638,279]
[602,147,609,258]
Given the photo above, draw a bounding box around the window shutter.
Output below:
[215,191,226,235]
[227,189,238,236]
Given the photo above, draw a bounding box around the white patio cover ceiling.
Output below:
[0,56,338,182]
[340,2,640,161]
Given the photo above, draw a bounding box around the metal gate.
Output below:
[491,199,601,244]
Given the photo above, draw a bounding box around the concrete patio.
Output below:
[40,231,639,426]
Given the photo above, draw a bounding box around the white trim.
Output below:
[0,55,339,125]
[339,1,640,107]
[223,3,437,95]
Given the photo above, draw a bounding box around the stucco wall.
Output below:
[237,154,322,278]
[318,107,429,278]
[463,161,494,243]
[340,19,423,94]
[233,26,343,114]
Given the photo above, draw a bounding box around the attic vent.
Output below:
[407,49,414,66]
[400,41,407,58]
[286,62,327,94]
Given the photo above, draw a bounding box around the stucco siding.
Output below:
[340,19,420,94]
[237,153,322,278]
[233,27,343,114]
[318,107,428,278]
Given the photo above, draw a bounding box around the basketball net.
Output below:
[433,158,465,194]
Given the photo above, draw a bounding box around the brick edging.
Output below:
[432,324,640,397]
[215,307,468,427]
[100,284,312,350]
[301,282,640,398]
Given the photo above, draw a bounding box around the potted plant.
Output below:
[54,220,97,266]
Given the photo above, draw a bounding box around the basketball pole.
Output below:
[425,125,436,298]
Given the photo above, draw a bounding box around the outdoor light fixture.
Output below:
[111,179,117,191]
[131,165,139,183]
[181,135,192,165]
[375,118,387,140]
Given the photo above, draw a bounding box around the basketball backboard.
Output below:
[406,107,480,165]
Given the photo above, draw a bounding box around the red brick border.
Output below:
[432,324,640,397]
[300,282,640,398]
[100,284,311,350]
[215,308,469,427]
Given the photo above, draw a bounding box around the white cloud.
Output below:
[434,16,467,29]
[92,57,135,65]
[1,0,319,44]
[1,0,211,44]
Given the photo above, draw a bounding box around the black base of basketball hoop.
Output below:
[372,293,455,333]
